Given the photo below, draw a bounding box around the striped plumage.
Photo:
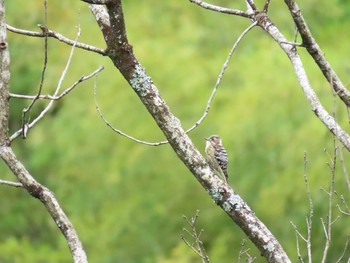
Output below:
[205,135,228,183]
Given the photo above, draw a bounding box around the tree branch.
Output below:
[0,1,87,262]
[0,147,87,262]
[0,179,23,187]
[6,24,106,55]
[253,12,350,152]
[10,66,103,101]
[84,1,291,262]
[10,27,102,141]
[93,22,256,146]
[284,0,350,107]
[189,0,253,18]
[0,0,10,146]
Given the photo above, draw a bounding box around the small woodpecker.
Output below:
[205,135,229,183]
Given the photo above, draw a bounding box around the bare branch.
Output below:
[284,0,350,107]
[0,147,87,262]
[335,193,350,216]
[290,222,305,263]
[0,0,10,146]
[94,22,257,146]
[10,66,104,101]
[21,0,49,138]
[189,0,253,18]
[0,179,23,187]
[290,152,314,263]
[181,210,210,263]
[6,24,106,55]
[290,221,308,243]
[93,77,168,146]
[279,41,303,47]
[246,0,257,11]
[321,142,337,263]
[255,12,350,152]
[335,235,349,263]
[10,25,83,141]
[238,239,256,263]
[338,146,350,192]
[263,0,271,13]
[303,152,313,263]
[185,22,257,134]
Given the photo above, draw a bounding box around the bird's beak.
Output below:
[204,137,209,141]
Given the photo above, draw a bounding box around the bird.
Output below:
[205,135,229,183]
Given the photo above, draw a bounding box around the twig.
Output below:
[304,152,313,263]
[335,235,349,263]
[0,179,23,188]
[238,239,256,263]
[10,66,104,101]
[246,0,257,11]
[279,41,303,47]
[181,210,210,263]
[338,146,350,192]
[10,24,81,141]
[263,0,271,13]
[290,221,305,263]
[94,22,257,146]
[6,24,106,55]
[290,152,313,263]
[21,0,49,138]
[185,22,257,134]
[189,0,253,18]
[335,192,350,216]
[93,77,168,146]
[320,142,338,263]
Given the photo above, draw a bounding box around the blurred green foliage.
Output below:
[1,0,350,262]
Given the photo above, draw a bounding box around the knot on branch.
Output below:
[0,42,7,49]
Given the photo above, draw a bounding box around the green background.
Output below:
[1,0,350,262]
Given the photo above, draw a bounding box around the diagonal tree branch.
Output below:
[0,147,87,263]
[284,0,350,107]
[85,2,291,262]
[252,12,350,151]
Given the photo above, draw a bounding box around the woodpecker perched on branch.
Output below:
[205,135,229,183]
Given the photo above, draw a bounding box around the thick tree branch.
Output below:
[284,0,350,107]
[0,0,9,146]
[86,2,291,262]
[0,2,87,262]
[0,147,87,263]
